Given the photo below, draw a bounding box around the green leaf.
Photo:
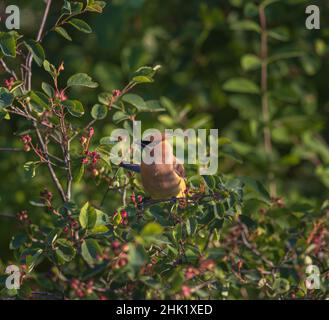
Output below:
[203,175,216,189]
[55,239,76,265]
[86,1,106,13]
[113,111,129,123]
[128,244,147,271]
[55,27,72,41]
[29,91,50,112]
[75,164,85,183]
[41,82,55,98]
[91,104,108,120]
[139,100,165,113]
[186,218,197,236]
[62,100,85,117]
[69,18,92,33]
[122,93,147,110]
[67,73,98,88]
[231,20,261,33]
[24,40,45,66]
[43,60,57,78]
[132,76,154,84]
[23,161,39,178]
[62,0,72,13]
[70,2,84,14]
[223,78,260,94]
[268,27,290,42]
[25,249,43,273]
[141,222,164,237]
[0,32,16,57]
[10,234,27,250]
[240,215,257,230]
[79,202,97,230]
[239,177,271,204]
[98,92,112,105]
[241,54,261,71]
[0,88,14,110]
[81,239,102,266]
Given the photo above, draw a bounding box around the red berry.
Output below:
[89,127,95,138]
[121,210,128,218]
[111,240,121,250]
[112,89,121,98]
[182,285,191,297]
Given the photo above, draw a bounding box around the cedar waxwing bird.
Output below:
[120,134,186,200]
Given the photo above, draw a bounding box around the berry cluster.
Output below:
[55,89,67,101]
[16,210,30,223]
[110,240,129,269]
[63,217,79,236]
[21,135,32,152]
[71,279,94,298]
[113,210,129,226]
[4,77,15,90]
[131,193,143,207]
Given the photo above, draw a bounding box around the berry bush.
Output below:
[0,0,328,300]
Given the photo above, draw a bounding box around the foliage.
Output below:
[0,0,328,300]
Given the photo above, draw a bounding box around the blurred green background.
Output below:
[0,0,328,262]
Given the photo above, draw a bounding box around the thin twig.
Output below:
[0,59,18,80]
[259,4,276,197]
[22,0,66,202]
[0,147,22,152]
[26,0,53,91]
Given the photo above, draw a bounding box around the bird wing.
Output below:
[119,162,141,173]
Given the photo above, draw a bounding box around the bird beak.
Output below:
[140,140,152,150]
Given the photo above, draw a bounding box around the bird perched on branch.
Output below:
[120,133,186,200]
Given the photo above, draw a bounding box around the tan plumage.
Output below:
[140,134,186,199]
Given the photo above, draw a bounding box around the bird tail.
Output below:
[119,162,141,173]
